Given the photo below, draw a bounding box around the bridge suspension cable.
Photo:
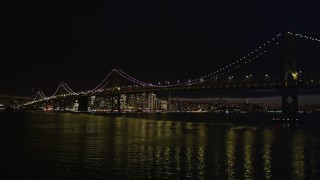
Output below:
[51,82,75,97]
[174,33,283,86]
[88,33,283,89]
[291,32,320,43]
[93,32,281,89]
[91,70,114,91]
[39,91,47,99]
[62,83,76,94]
[32,90,47,102]
[114,69,156,87]
[90,69,160,92]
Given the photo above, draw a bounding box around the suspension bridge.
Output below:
[22,32,320,119]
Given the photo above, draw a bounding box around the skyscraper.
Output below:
[148,93,156,110]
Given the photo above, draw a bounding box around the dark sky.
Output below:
[3,0,320,96]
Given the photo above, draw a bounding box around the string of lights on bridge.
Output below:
[89,69,155,93]
[290,32,320,43]
[175,33,282,86]
[91,70,114,91]
[89,33,283,89]
[31,90,47,102]
[25,32,320,105]
[51,82,77,97]
[26,82,78,105]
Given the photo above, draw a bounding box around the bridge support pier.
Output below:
[78,96,88,112]
[57,99,67,111]
[111,94,121,112]
[281,32,299,119]
[125,94,129,111]
[134,93,142,110]
[282,87,298,118]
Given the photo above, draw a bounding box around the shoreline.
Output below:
[2,109,319,125]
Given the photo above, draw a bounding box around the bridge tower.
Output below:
[78,96,88,112]
[111,70,121,112]
[167,90,172,111]
[282,32,298,118]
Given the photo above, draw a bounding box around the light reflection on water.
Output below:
[291,133,305,179]
[263,129,273,180]
[0,112,320,179]
[226,129,236,179]
[243,130,254,179]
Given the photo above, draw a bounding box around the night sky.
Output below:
[3,0,320,97]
